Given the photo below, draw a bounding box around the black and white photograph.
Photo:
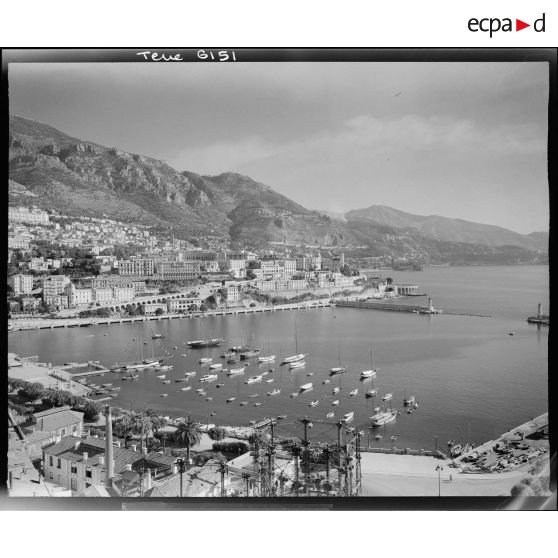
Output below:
[4,49,552,507]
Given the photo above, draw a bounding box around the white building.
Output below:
[42,275,71,297]
[9,206,50,225]
[8,274,33,295]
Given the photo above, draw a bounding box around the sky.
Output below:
[9,60,549,234]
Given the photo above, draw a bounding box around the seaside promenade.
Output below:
[8,300,334,332]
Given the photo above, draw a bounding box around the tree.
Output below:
[131,412,152,453]
[155,307,165,316]
[113,413,134,448]
[208,426,227,442]
[174,417,202,464]
[19,382,46,402]
[83,400,102,421]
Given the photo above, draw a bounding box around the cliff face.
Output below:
[8,115,357,246]
[8,115,547,262]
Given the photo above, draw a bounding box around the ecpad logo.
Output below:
[468,13,545,38]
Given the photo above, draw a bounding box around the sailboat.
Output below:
[282,321,307,364]
[258,337,276,363]
[360,348,378,379]
[330,339,346,375]
[187,320,224,348]
[126,330,163,370]
[342,412,355,423]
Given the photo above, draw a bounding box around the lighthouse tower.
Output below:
[538,303,542,318]
[428,297,434,313]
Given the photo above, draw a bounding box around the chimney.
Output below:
[538,303,542,318]
[131,444,137,452]
[144,468,152,491]
[113,440,121,448]
[172,464,178,474]
[126,464,132,471]
[74,441,80,450]
[94,434,99,438]
[104,406,115,486]
[82,452,88,461]
[142,447,148,455]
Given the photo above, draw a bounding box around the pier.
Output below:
[335,299,492,318]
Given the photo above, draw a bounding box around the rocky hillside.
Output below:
[8,115,547,263]
[345,205,547,252]
[9,115,354,247]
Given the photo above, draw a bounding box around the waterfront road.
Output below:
[360,453,526,496]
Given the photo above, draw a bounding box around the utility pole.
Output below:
[252,430,260,497]
[291,445,301,497]
[354,431,362,497]
[299,417,313,495]
[267,446,276,496]
[217,461,227,497]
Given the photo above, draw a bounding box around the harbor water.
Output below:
[9,265,548,451]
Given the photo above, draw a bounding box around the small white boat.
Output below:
[277,415,287,420]
[216,383,225,388]
[404,395,416,406]
[306,372,314,376]
[254,402,262,407]
[209,363,223,370]
[199,357,213,364]
[196,388,205,393]
[290,392,299,398]
[199,374,219,383]
[332,400,340,406]
[102,383,112,388]
[390,435,398,441]
[282,353,307,364]
[184,371,197,377]
[228,367,246,375]
[181,386,192,391]
[375,433,383,440]
[226,397,236,403]
[244,375,263,384]
[327,412,335,419]
[289,361,306,369]
[370,409,397,426]
[156,375,166,379]
[265,379,274,383]
[160,393,168,397]
[299,382,313,391]
[160,365,173,371]
[332,387,340,394]
[413,402,419,409]
[382,393,393,401]
[267,389,281,396]
[162,380,170,384]
[360,369,376,378]
[309,400,319,407]
[322,379,331,385]
[258,355,276,363]
[240,401,248,406]
[348,389,358,397]
[342,412,354,423]
[365,389,378,398]
[330,367,346,374]
[248,394,260,398]
[206,397,213,401]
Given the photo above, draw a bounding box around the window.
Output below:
[60,428,66,437]
[86,466,92,479]
[72,425,77,433]
[71,462,77,475]
[49,472,53,480]
[57,458,61,469]
[49,455,53,467]
[71,477,77,491]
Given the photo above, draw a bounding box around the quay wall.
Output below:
[363,447,447,459]
[8,301,333,332]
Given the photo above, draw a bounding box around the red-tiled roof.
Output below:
[36,410,83,433]
[145,451,177,468]
[43,436,82,456]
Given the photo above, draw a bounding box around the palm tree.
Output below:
[131,412,152,453]
[174,417,202,464]
[114,413,133,448]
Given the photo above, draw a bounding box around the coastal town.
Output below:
[7,204,551,500]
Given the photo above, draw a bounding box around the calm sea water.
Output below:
[9,265,548,451]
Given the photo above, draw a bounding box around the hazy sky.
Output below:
[9,61,549,234]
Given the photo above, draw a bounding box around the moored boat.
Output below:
[342,412,355,423]
[327,412,335,419]
[228,367,246,376]
[289,361,306,369]
[258,355,276,363]
[209,363,223,370]
[282,353,307,364]
[299,382,313,391]
[369,409,397,427]
[226,397,236,403]
[181,386,192,391]
[199,357,213,364]
[199,374,218,383]
[365,389,378,398]
[184,371,196,377]
[332,400,340,406]
[244,374,263,384]
[267,389,281,396]
[160,393,168,397]
[309,400,319,407]
[348,389,358,397]
[382,393,393,401]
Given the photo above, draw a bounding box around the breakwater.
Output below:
[335,300,492,318]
